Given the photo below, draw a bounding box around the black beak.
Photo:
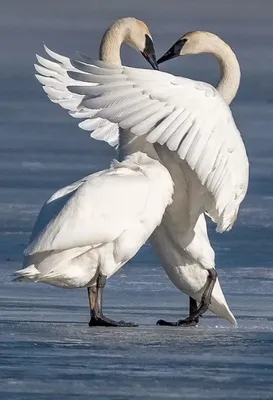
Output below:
[157,38,187,64]
[141,34,159,70]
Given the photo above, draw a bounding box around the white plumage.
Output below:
[35,46,119,147]
[16,152,173,289]
[33,26,249,326]
[66,63,248,234]
[35,49,248,234]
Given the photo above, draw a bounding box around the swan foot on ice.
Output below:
[89,315,138,327]
[156,298,199,326]
[156,269,217,327]
[87,274,138,328]
[156,317,198,327]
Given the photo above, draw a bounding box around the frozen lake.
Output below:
[1,1,273,398]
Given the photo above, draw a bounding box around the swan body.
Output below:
[16,152,173,288]
[33,28,248,325]
[19,17,162,326]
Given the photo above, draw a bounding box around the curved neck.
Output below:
[99,20,129,65]
[211,41,241,105]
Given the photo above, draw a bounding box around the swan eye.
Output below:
[173,38,188,53]
[157,37,189,64]
[141,34,158,70]
[180,38,188,45]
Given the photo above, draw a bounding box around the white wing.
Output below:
[28,173,93,243]
[26,167,151,255]
[35,46,119,147]
[64,59,249,232]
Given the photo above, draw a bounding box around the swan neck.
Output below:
[99,21,129,65]
[213,43,241,105]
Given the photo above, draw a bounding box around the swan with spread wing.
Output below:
[16,18,176,327]
[33,25,249,326]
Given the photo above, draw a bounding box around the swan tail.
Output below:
[209,278,237,326]
[14,265,40,282]
[209,299,237,326]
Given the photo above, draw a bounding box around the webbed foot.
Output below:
[156,317,198,327]
[89,315,138,327]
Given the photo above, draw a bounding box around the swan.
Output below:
[15,152,174,326]
[34,30,249,327]
[16,18,168,327]
[153,31,245,325]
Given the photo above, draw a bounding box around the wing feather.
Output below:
[131,106,174,136]
[66,59,248,231]
[35,49,249,231]
[146,108,182,144]
[35,46,119,146]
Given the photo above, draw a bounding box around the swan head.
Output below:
[157,31,222,63]
[122,18,159,70]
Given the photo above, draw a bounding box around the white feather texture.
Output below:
[33,36,248,325]
[35,52,248,233]
[34,46,119,147]
[16,152,173,288]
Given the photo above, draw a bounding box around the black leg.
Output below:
[87,286,97,319]
[190,297,199,320]
[185,268,217,321]
[156,297,198,327]
[157,269,217,327]
[172,297,200,327]
[88,273,138,327]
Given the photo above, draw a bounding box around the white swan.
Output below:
[16,18,171,327]
[34,29,248,326]
[152,31,246,326]
[15,152,173,326]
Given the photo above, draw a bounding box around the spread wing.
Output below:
[35,46,119,147]
[35,49,249,232]
[66,60,249,232]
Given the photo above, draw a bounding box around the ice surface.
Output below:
[1,1,273,399]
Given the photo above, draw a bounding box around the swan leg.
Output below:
[177,268,217,326]
[87,286,97,319]
[88,273,138,327]
[173,297,200,327]
[156,297,198,327]
[157,269,217,327]
[189,297,199,321]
